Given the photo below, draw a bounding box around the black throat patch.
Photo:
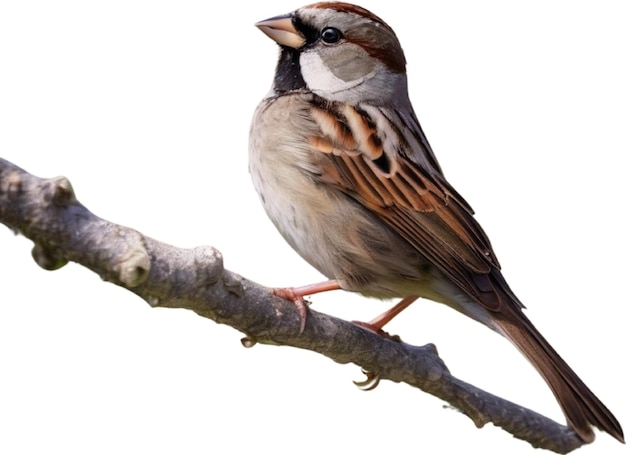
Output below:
[273,47,307,93]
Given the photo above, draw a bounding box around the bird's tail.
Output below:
[495,311,624,443]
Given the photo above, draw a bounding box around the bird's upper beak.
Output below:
[255,13,305,49]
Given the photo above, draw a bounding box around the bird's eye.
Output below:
[320,27,342,44]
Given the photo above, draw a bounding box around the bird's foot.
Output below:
[351,295,420,341]
[352,320,403,342]
[272,288,309,334]
[353,368,382,391]
[272,280,340,333]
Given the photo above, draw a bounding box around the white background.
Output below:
[1,1,624,453]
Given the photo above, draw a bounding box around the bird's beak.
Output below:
[255,13,305,49]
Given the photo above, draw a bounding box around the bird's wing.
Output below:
[307,97,522,311]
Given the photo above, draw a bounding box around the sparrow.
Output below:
[248,1,623,444]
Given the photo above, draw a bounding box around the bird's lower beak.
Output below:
[255,13,305,49]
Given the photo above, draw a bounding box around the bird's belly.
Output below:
[251,150,434,298]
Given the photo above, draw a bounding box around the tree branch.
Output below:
[0,157,585,453]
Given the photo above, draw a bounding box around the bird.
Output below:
[248,1,623,444]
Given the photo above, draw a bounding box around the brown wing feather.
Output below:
[308,98,521,312]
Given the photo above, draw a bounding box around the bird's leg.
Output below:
[273,279,341,333]
[353,295,419,338]
[352,296,420,390]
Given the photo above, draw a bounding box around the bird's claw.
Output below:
[353,368,381,391]
[292,296,308,334]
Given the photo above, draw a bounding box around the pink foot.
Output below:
[272,288,309,334]
[352,296,420,341]
[272,280,341,333]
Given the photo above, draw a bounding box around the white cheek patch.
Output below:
[300,52,369,97]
